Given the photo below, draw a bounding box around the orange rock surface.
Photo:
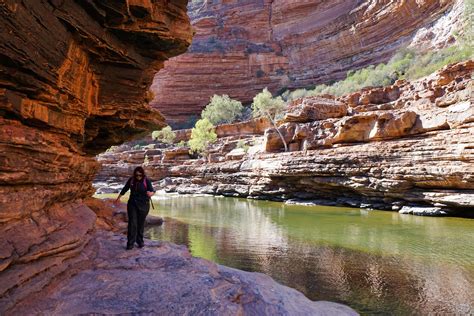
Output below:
[8,224,355,315]
[0,1,191,311]
[0,3,357,314]
[151,0,459,126]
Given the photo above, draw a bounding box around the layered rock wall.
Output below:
[98,61,474,215]
[151,0,463,125]
[1,4,350,313]
[0,1,192,311]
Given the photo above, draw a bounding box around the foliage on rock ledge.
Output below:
[202,94,244,125]
[252,88,288,151]
[188,118,217,155]
[152,126,176,144]
[283,11,473,104]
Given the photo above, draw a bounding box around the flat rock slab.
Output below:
[399,206,450,216]
[9,231,356,315]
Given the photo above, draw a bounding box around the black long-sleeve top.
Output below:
[120,176,155,204]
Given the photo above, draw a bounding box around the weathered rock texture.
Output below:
[97,61,474,215]
[0,2,356,314]
[0,0,192,312]
[151,0,464,125]
[95,117,271,185]
[2,197,355,314]
[7,219,355,315]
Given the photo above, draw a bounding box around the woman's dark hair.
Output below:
[133,166,146,179]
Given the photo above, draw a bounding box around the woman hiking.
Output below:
[115,166,155,250]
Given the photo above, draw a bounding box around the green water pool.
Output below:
[101,193,474,314]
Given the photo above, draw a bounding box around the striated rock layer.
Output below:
[151,0,463,126]
[97,61,474,215]
[0,0,192,312]
[0,2,356,314]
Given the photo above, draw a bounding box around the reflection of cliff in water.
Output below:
[146,195,474,314]
[153,195,290,251]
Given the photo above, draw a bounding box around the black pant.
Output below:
[127,200,149,246]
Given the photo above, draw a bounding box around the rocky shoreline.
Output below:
[4,198,356,315]
[96,61,474,217]
[1,2,349,314]
[2,1,469,314]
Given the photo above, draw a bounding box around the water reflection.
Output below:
[145,195,474,314]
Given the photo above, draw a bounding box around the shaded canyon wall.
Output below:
[151,0,464,125]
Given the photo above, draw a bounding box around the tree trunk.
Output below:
[267,114,288,152]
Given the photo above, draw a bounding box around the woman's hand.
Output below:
[147,191,154,198]
[114,195,121,206]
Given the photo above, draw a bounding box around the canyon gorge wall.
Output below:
[151,0,465,126]
[97,61,474,216]
[0,1,192,311]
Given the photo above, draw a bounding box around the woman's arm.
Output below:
[115,177,131,203]
[146,177,155,198]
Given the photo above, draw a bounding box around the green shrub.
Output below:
[284,43,472,100]
[176,140,188,148]
[106,145,118,153]
[201,94,244,125]
[252,88,286,119]
[463,0,473,44]
[151,126,176,144]
[289,88,309,100]
[188,118,217,155]
[404,45,472,79]
[236,139,250,153]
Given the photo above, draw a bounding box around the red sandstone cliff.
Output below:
[0,1,192,311]
[97,60,474,216]
[151,0,463,126]
[0,2,357,314]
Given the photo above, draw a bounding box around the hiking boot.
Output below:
[137,243,144,248]
[126,244,134,250]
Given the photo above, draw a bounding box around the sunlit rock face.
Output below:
[97,61,474,215]
[151,0,461,126]
[0,1,192,311]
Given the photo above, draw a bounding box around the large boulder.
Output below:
[285,96,348,123]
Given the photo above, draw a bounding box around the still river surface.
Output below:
[109,193,474,314]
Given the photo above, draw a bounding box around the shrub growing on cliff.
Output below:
[106,145,119,153]
[188,118,217,156]
[252,88,288,152]
[236,139,250,153]
[403,45,473,79]
[152,126,176,144]
[282,42,472,101]
[201,94,243,125]
[176,140,188,148]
